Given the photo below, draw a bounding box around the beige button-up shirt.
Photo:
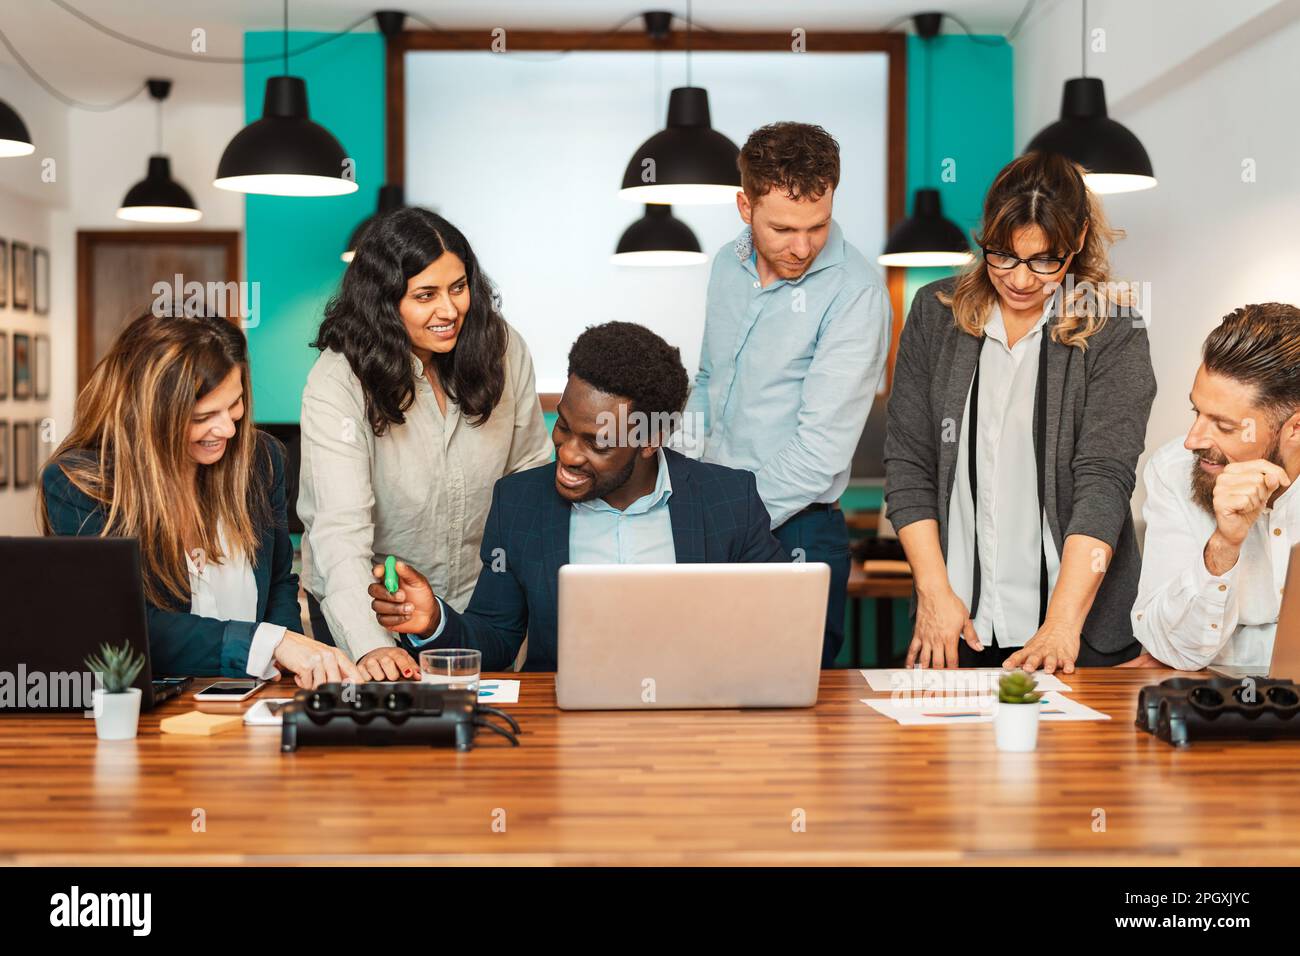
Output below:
[298,324,551,660]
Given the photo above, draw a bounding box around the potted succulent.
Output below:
[85,642,146,740]
[994,671,1043,752]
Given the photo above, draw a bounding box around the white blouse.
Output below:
[186,529,285,679]
[946,303,1062,649]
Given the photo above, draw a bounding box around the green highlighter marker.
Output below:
[383,555,399,594]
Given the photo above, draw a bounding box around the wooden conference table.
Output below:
[2,669,1298,866]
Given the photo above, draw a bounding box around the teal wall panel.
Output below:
[901,34,1014,317]
[243,31,385,423]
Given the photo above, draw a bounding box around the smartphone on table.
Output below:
[194,680,266,702]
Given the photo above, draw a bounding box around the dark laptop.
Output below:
[0,537,191,713]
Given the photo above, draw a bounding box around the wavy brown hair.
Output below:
[38,312,268,608]
[738,122,841,203]
[940,151,1124,349]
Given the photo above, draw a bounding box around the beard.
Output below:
[1190,434,1283,514]
[570,452,638,504]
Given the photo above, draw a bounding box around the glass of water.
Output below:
[419,648,481,693]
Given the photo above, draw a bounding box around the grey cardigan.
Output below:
[883,277,1157,653]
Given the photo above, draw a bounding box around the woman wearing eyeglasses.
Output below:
[883,151,1156,672]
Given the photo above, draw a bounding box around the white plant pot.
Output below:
[994,701,1040,752]
[92,688,142,740]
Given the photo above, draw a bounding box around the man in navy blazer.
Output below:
[368,322,790,671]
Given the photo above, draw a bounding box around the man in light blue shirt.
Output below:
[683,122,891,666]
[367,321,789,671]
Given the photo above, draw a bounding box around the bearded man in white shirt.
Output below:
[1133,303,1300,671]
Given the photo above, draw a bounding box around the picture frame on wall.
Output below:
[0,421,8,489]
[0,239,8,308]
[0,331,7,400]
[33,247,49,316]
[13,421,31,489]
[11,241,30,311]
[34,335,49,400]
[12,333,30,400]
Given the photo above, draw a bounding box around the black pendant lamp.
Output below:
[117,80,201,223]
[619,7,740,205]
[612,204,707,266]
[879,14,973,268]
[879,189,971,267]
[0,99,34,157]
[1024,0,1155,193]
[214,0,357,197]
[342,184,405,262]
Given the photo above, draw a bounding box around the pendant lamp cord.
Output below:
[283,0,289,75]
[1081,0,1087,77]
[686,0,693,88]
[155,96,162,154]
[654,48,662,127]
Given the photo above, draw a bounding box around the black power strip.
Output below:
[280,682,521,751]
[1135,676,1300,747]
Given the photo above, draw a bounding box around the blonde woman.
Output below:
[39,311,360,688]
[884,151,1156,672]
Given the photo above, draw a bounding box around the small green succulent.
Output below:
[85,641,146,694]
[998,670,1043,705]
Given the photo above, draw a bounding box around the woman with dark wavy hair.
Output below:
[299,207,550,679]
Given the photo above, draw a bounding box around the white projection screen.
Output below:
[404,50,889,393]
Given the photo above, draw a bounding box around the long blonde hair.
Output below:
[940,151,1124,349]
[38,312,268,607]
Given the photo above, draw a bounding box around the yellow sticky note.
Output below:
[159,710,244,736]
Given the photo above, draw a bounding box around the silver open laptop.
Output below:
[556,562,829,710]
[1211,543,1300,680]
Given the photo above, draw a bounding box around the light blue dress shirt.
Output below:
[568,447,676,565]
[680,220,890,527]
[410,449,676,646]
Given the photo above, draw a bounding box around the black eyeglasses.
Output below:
[980,246,1071,275]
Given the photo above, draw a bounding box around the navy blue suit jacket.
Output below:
[41,432,304,677]
[412,448,789,671]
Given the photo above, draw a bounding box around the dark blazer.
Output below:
[41,432,304,677]
[415,448,790,671]
[883,277,1157,655]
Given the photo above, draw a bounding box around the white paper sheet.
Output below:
[476,679,520,704]
[860,691,1109,726]
[859,668,1071,694]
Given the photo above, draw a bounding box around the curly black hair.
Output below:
[313,207,507,436]
[567,322,689,420]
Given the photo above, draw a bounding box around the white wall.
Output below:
[405,50,889,392]
[1015,0,1300,519]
